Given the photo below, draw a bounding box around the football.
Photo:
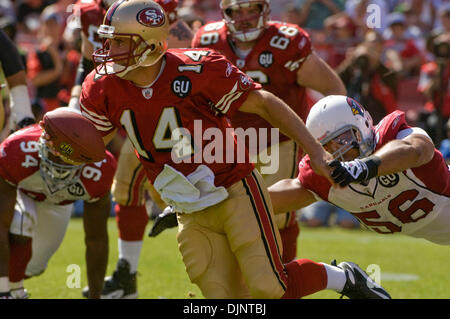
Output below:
[42,108,106,164]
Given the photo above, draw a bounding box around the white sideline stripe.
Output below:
[381,272,420,282]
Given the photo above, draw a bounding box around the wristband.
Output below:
[361,155,381,181]
[10,85,35,124]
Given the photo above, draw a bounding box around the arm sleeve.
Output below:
[0,29,25,77]
[74,55,95,86]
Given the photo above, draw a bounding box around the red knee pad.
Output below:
[9,239,32,283]
[279,220,300,263]
[282,258,327,299]
[116,204,149,241]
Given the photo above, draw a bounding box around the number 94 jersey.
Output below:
[298,111,450,245]
[0,125,117,205]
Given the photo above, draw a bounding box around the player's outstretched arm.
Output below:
[0,177,18,295]
[83,193,111,299]
[239,89,334,184]
[372,133,435,176]
[268,178,317,215]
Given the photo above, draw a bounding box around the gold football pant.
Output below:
[252,140,300,262]
[177,169,288,299]
[112,138,149,207]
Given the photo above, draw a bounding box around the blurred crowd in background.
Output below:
[0,0,449,228]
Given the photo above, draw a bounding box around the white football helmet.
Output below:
[306,95,376,160]
[220,0,270,42]
[38,138,83,193]
[93,0,169,77]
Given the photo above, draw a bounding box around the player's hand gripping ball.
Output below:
[40,108,106,165]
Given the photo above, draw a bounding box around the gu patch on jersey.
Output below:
[68,182,86,197]
[172,76,191,98]
[259,51,273,68]
[378,173,399,188]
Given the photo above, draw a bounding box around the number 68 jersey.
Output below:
[192,21,313,144]
[298,112,450,245]
[0,125,116,205]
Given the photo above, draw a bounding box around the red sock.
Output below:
[279,216,300,263]
[116,204,149,241]
[8,239,32,283]
[282,258,327,299]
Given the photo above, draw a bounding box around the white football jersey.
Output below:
[0,125,117,205]
[299,111,450,244]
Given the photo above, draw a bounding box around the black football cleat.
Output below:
[332,260,391,299]
[82,258,138,299]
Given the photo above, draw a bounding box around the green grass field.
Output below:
[24,217,450,299]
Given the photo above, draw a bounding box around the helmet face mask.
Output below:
[306,96,375,161]
[93,0,169,77]
[38,139,83,193]
[220,0,270,42]
[94,28,153,76]
[322,126,363,161]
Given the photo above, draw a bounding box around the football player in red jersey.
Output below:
[270,95,450,245]
[68,0,192,110]
[73,0,194,299]
[190,0,347,263]
[78,0,391,299]
[0,111,117,299]
[67,0,193,299]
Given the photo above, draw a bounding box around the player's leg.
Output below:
[8,191,36,298]
[228,170,390,299]
[24,202,73,277]
[178,169,309,299]
[177,215,251,298]
[254,140,301,263]
[93,138,149,299]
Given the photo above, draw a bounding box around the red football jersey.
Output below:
[80,49,260,188]
[298,111,450,238]
[73,0,107,51]
[192,21,313,145]
[0,124,117,205]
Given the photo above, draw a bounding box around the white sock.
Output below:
[321,263,347,292]
[118,239,143,273]
[9,280,24,290]
[0,277,9,293]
